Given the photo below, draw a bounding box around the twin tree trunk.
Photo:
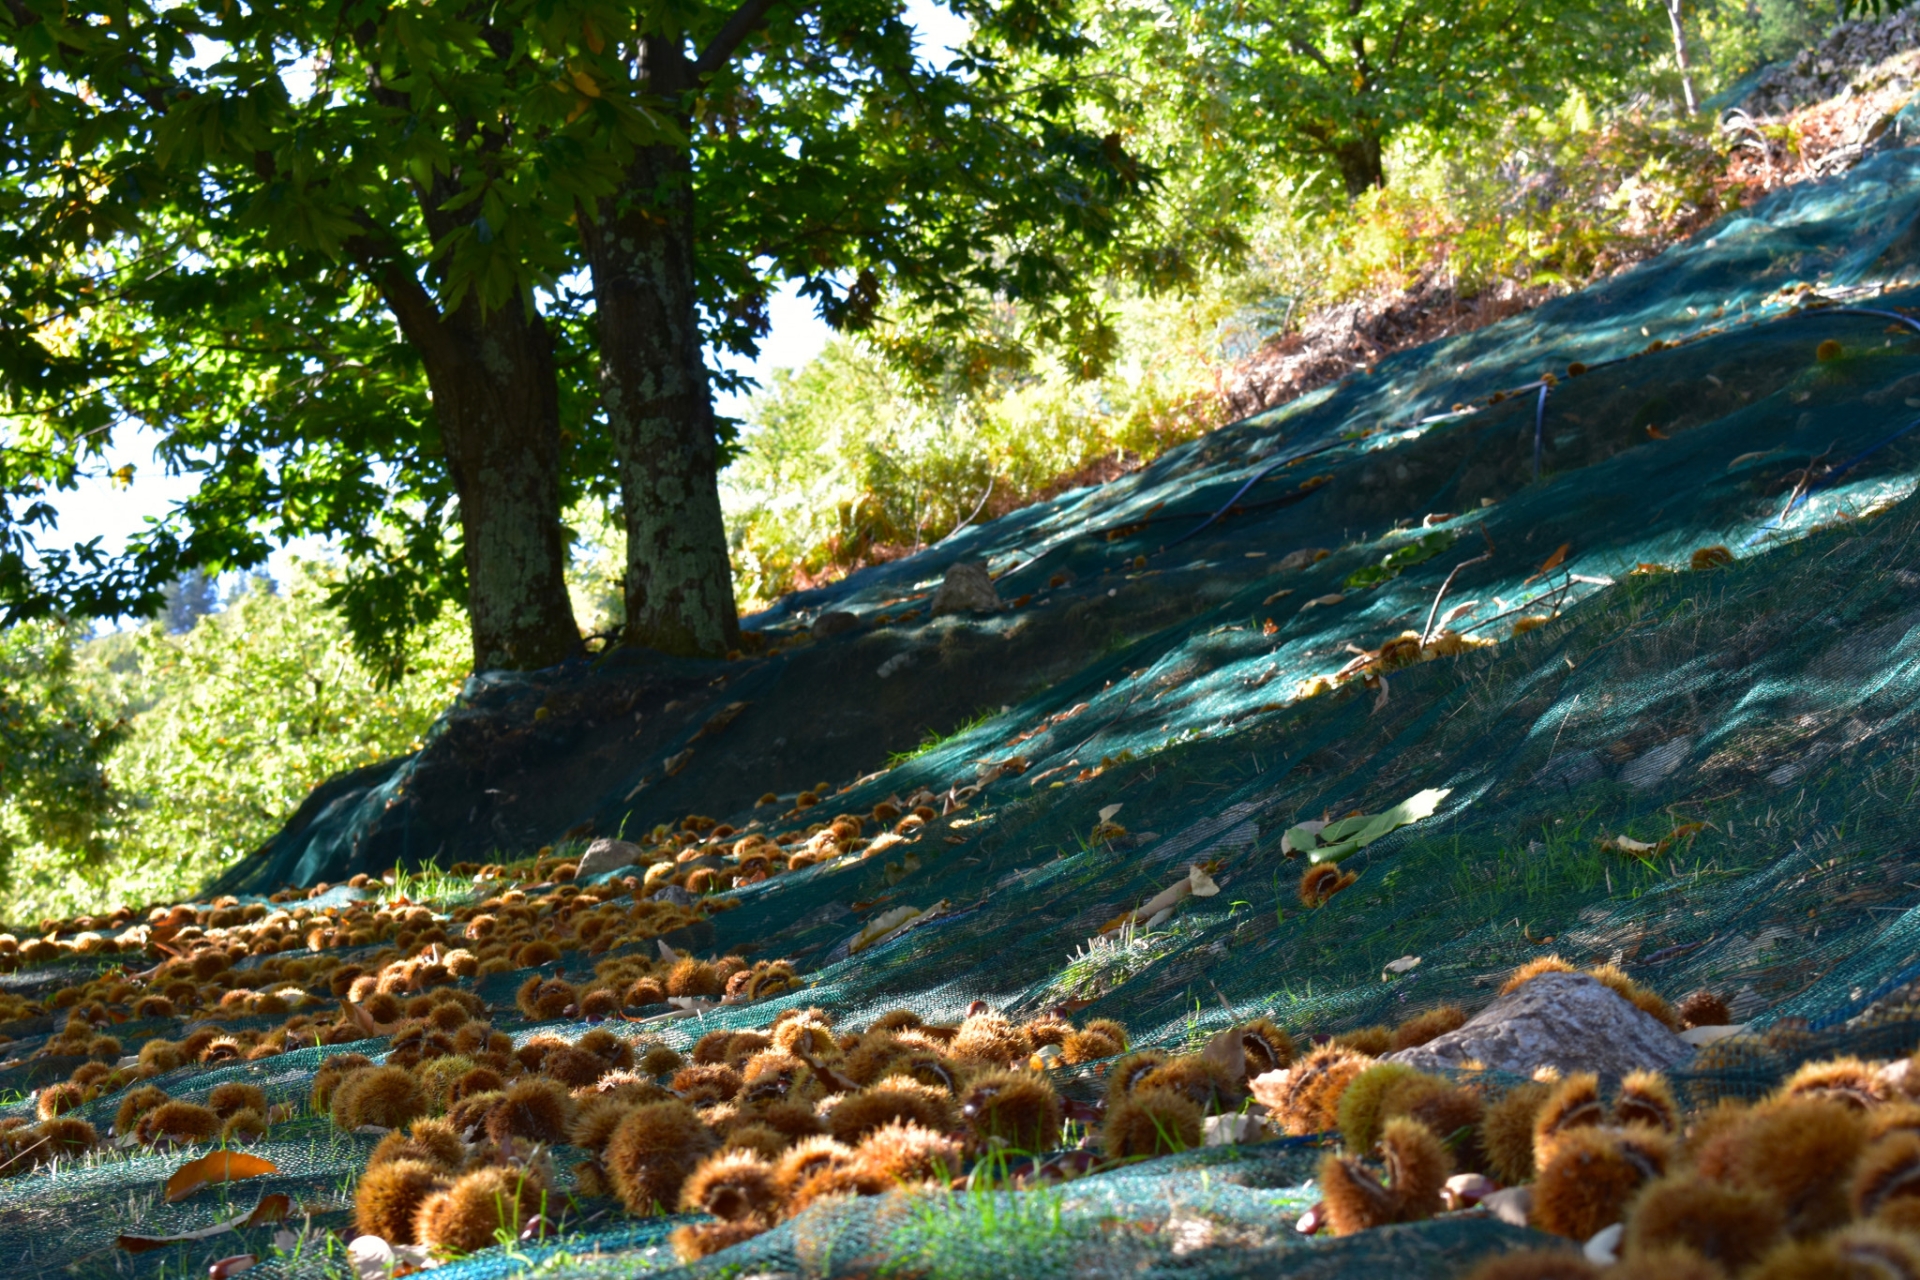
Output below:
[384,41,741,671]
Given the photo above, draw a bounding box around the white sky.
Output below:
[43,0,968,586]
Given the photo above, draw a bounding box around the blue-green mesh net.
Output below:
[19,140,1920,1280]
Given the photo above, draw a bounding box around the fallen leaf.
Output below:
[165,1152,278,1203]
[1261,618,1279,635]
[1645,424,1669,439]
[1018,1148,1101,1186]
[1203,1113,1270,1146]
[848,903,924,954]
[1201,1024,1247,1085]
[1539,543,1570,573]
[1262,588,1294,605]
[1299,593,1345,611]
[1602,834,1657,858]
[1382,955,1421,978]
[1344,529,1458,590]
[1280,819,1328,856]
[1098,803,1123,822]
[349,1001,395,1037]
[1482,1186,1533,1226]
[690,701,750,741]
[1728,449,1781,470]
[246,1195,290,1225]
[117,1194,287,1252]
[1301,788,1451,866]
[347,1235,434,1280]
[1248,1067,1292,1114]
[1187,865,1220,897]
[1102,873,1196,935]
[209,1255,258,1279]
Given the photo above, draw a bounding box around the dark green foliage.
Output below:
[0,0,1151,671]
[1145,0,1657,198]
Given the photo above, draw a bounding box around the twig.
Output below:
[936,474,998,546]
[1421,551,1493,645]
[1532,382,1550,480]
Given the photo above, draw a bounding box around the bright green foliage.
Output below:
[1692,0,1833,85]
[1149,0,1656,198]
[725,286,1236,606]
[0,565,468,922]
[0,619,123,880]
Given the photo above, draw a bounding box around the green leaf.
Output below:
[1343,529,1458,590]
[1299,788,1452,866]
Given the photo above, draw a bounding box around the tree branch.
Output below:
[692,0,788,77]
[1385,7,1415,68]
[345,235,450,366]
[1285,32,1338,78]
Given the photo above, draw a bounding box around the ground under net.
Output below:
[20,133,1920,1280]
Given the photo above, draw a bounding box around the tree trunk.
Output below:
[1335,134,1386,198]
[378,272,580,672]
[582,67,741,659]
[1665,0,1699,117]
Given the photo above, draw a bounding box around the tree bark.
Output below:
[582,39,741,658]
[1335,133,1386,198]
[1665,0,1699,117]
[376,264,581,672]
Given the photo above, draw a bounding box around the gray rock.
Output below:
[1388,971,1693,1078]
[651,884,696,906]
[929,562,1001,616]
[576,838,645,879]
[810,610,860,639]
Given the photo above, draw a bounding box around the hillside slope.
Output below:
[76,122,1920,1279]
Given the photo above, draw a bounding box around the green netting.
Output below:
[19,139,1920,1280]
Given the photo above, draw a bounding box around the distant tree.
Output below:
[1155,0,1656,197]
[160,569,219,635]
[0,620,122,881]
